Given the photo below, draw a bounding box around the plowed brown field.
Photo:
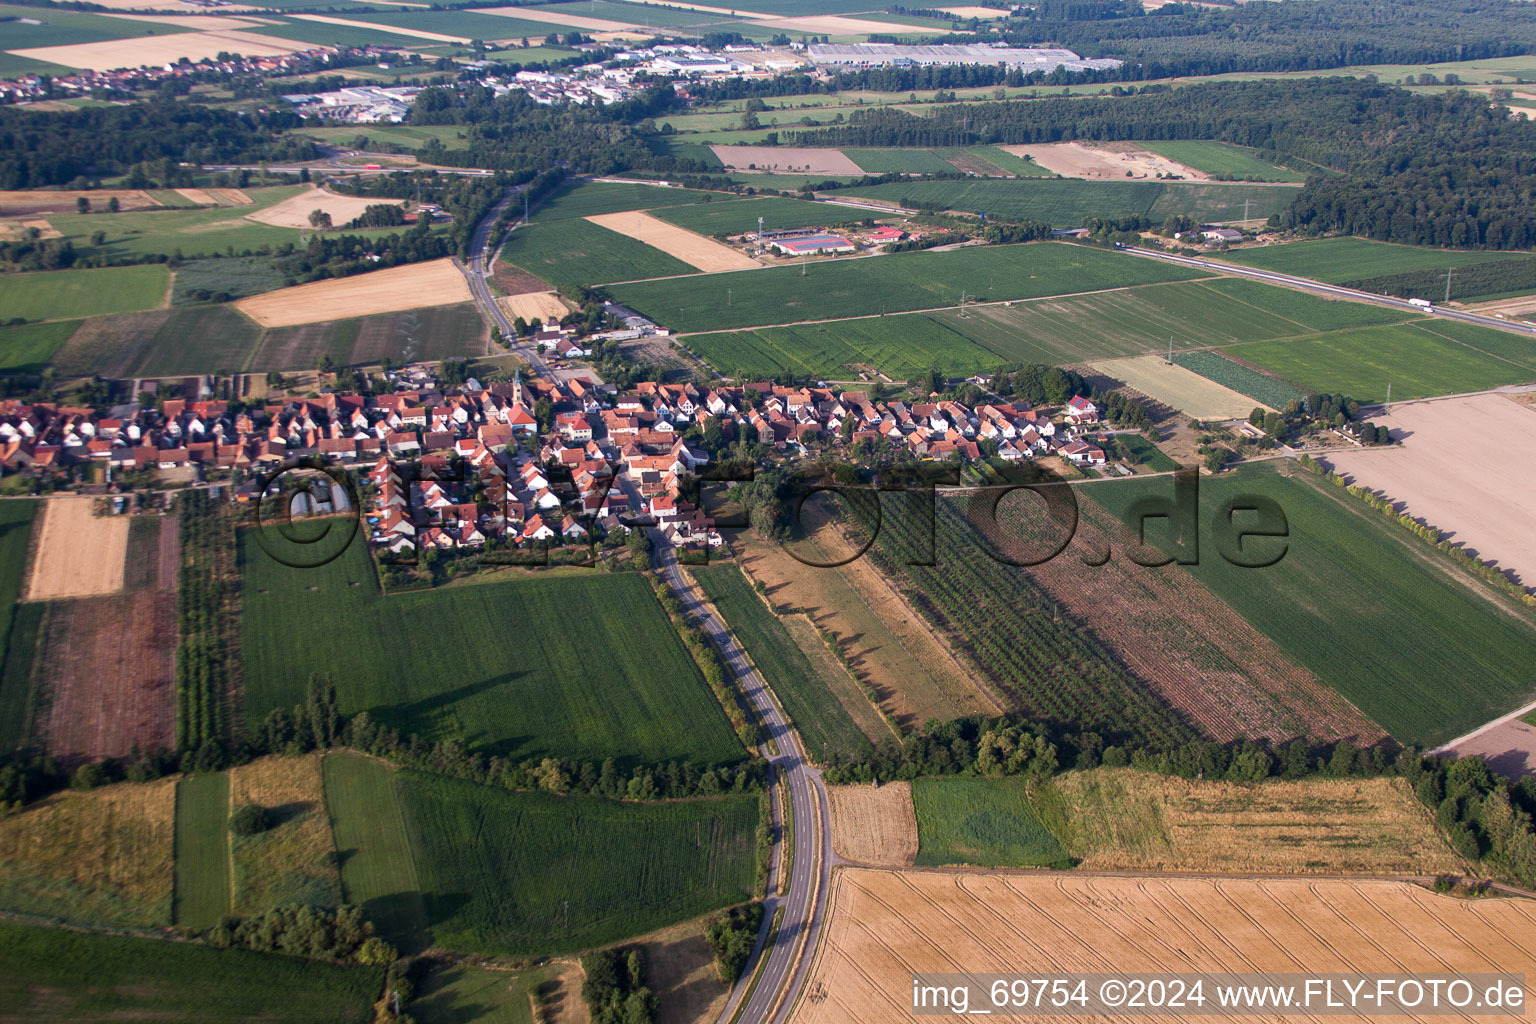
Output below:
[793,870,1536,1024]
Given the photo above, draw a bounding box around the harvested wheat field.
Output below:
[0,777,177,928]
[988,490,1383,743]
[206,188,252,205]
[1094,355,1266,419]
[829,783,918,867]
[227,755,341,915]
[1040,769,1465,875]
[794,870,1536,1024]
[10,30,306,71]
[0,189,158,214]
[586,211,759,272]
[236,258,471,328]
[498,291,570,323]
[288,13,468,42]
[1324,393,1536,592]
[25,498,128,601]
[1001,141,1207,181]
[710,146,864,175]
[245,185,406,230]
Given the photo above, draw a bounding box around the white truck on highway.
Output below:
[1408,297,1434,310]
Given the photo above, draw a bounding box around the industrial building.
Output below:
[806,43,1121,72]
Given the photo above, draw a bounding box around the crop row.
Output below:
[1342,256,1536,303]
[1172,350,1305,409]
[175,492,236,751]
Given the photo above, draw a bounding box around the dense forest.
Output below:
[794,79,1536,249]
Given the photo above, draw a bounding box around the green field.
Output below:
[1116,434,1181,472]
[610,241,1206,333]
[240,531,742,767]
[1216,237,1530,283]
[0,502,38,753]
[172,256,293,305]
[543,0,727,27]
[1085,465,1536,746]
[841,148,959,174]
[531,180,714,221]
[1223,321,1536,401]
[0,2,192,47]
[412,963,559,1024]
[1198,277,1412,331]
[834,178,1299,226]
[961,146,1053,177]
[911,777,1067,868]
[0,921,381,1023]
[693,564,873,763]
[322,754,430,951]
[248,302,486,373]
[653,196,844,236]
[1139,141,1307,182]
[501,217,696,288]
[136,303,264,376]
[687,312,1001,379]
[173,772,232,930]
[0,264,169,322]
[400,772,759,956]
[1171,350,1306,409]
[246,16,443,49]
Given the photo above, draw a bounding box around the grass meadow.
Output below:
[0,264,168,322]
[0,920,381,1023]
[0,320,78,373]
[1139,141,1307,182]
[692,564,873,763]
[238,531,743,767]
[322,754,431,951]
[610,241,1205,333]
[531,180,715,222]
[399,772,760,956]
[501,217,696,288]
[1085,465,1536,747]
[173,772,231,929]
[911,777,1067,868]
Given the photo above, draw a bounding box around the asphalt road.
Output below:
[613,473,832,1024]
[458,186,552,374]
[1121,245,1536,338]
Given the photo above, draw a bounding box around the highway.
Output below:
[458,186,551,374]
[1121,245,1536,338]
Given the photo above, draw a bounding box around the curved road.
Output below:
[458,185,551,374]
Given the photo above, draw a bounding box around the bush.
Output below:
[230,803,272,836]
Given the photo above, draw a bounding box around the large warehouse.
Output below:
[806,43,1122,72]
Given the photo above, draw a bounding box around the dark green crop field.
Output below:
[1084,465,1536,747]
[1215,237,1528,283]
[239,531,742,767]
[502,217,696,288]
[912,777,1067,868]
[0,921,380,1024]
[653,196,844,236]
[610,241,1205,333]
[686,311,1001,379]
[0,501,38,754]
[399,773,760,955]
[531,180,714,222]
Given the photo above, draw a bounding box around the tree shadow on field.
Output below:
[368,671,526,743]
[265,800,317,827]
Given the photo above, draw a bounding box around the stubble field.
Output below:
[828,783,918,867]
[793,871,1536,1024]
[235,259,472,328]
[585,211,760,271]
[25,498,127,601]
[245,186,407,230]
[1092,354,1269,419]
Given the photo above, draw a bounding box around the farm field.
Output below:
[738,527,994,730]
[67,303,263,378]
[9,25,306,69]
[236,259,472,328]
[610,242,1205,333]
[294,123,471,150]
[1323,393,1536,592]
[228,755,342,915]
[792,871,1536,1024]
[692,563,873,763]
[0,500,37,752]
[1038,768,1465,875]
[585,211,759,271]
[1138,140,1308,182]
[322,753,431,951]
[246,185,406,230]
[243,15,446,49]
[0,777,175,928]
[1217,236,1530,284]
[1085,464,1536,747]
[1198,276,1413,330]
[841,148,958,174]
[833,178,1297,225]
[1006,141,1217,181]
[529,179,714,222]
[996,488,1382,744]
[411,961,577,1024]
[827,783,918,867]
[25,498,127,601]
[710,146,864,175]
[497,291,568,322]
[0,319,77,373]
[1092,354,1265,419]
[248,302,487,372]
[171,256,293,306]
[1222,321,1536,401]
[686,313,1001,380]
[239,532,744,766]
[501,217,696,288]
[0,264,168,322]
[0,920,382,1023]
[960,146,1051,176]
[911,776,1065,868]
[1171,350,1307,409]
[399,772,761,956]
[332,7,583,42]
[173,771,232,929]
[652,196,844,236]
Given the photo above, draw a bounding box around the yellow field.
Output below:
[1093,354,1268,419]
[235,258,472,327]
[585,211,760,272]
[1038,769,1467,875]
[245,184,406,230]
[498,291,569,322]
[479,4,641,31]
[289,12,470,42]
[9,30,307,71]
[0,777,177,928]
[794,870,1536,1024]
[0,189,159,213]
[25,498,128,601]
[227,754,341,915]
[828,783,918,867]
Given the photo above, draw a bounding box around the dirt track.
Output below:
[26,498,128,601]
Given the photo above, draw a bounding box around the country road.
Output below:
[458,185,553,375]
